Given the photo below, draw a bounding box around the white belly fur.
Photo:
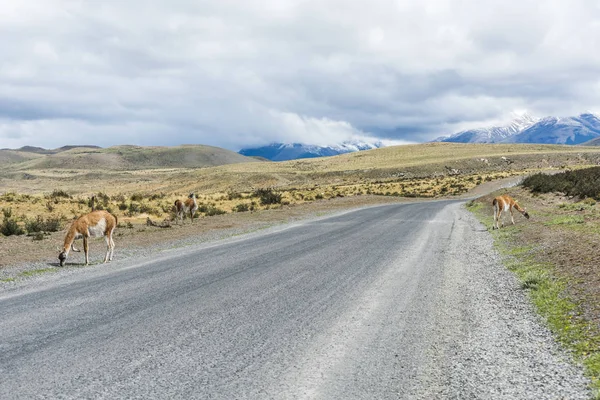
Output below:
[87,218,107,237]
[503,203,510,212]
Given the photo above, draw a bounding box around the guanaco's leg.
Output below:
[109,236,115,261]
[83,237,89,265]
[104,235,111,263]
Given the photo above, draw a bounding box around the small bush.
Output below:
[118,202,128,211]
[233,203,250,212]
[149,192,166,201]
[228,192,243,200]
[128,203,141,214]
[32,232,45,241]
[204,206,227,216]
[44,216,62,232]
[46,201,55,212]
[2,207,13,219]
[25,216,44,233]
[130,193,144,202]
[113,194,126,203]
[1,218,24,236]
[50,189,71,199]
[253,188,282,205]
[25,215,63,234]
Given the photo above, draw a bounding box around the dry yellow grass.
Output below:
[1,143,600,228]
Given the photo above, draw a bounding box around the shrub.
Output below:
[118,202,128,211]
[130,193,144,202]
[25,216,44,233]
[228,192,243,200]
[204,206,227,216]
[1,218,24,236]
[253,188,282,205]
[126,202,141,216]
[32,232,45,241]
[2,207,13,219]
[25,215,63,234]
[522,167,600,200]
[50,189,71,199]
[149,192,166,201]
[113,194,126,203]
[44,216,62,232]
[233,203,250,212]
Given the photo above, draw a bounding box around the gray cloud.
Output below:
[1,0,600,150]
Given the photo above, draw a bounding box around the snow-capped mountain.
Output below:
[239,139,385,161]
[436,113,539,143]
[503,113,600,145]
[436,112,600,145]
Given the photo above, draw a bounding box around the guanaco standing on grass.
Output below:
[174,192,198,224]
[492,194,530,229]
[58,210,117,266]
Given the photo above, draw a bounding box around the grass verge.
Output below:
[467,200,600,397]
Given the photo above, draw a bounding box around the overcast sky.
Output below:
[1,0,600,150]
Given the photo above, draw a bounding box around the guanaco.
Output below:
[174,193,198,224]
[492,194,530,229]
[58,210,117,266]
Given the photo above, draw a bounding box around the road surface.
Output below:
[0,200,590,399]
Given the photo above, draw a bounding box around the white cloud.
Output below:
[1,0,600,150]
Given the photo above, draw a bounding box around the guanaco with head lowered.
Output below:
[58,210,117,266]
[492,194,530,229]
[174,192,198,224]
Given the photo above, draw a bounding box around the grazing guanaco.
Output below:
[58,210,117,266]
[492,194,530,229]
[174,193,198,224]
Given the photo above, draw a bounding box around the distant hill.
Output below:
[0,145,103,155]
[0,144,259,170]
[436,113,600,145]
[239,139,385,161]
[581,136,600,146]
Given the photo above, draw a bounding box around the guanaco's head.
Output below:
[523,208,530,219]
[188,192,195,199]
[58,250,67,267]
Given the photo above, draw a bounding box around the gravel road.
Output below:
[0,200,590,399]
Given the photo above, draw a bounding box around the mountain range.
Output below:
[437,112,600,145]
[238,139,385,161]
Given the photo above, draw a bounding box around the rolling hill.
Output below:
[0,144,260,171]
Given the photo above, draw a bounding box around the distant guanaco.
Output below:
[174,192,198,224]
[492,194,530,229]
[58,210,117,266]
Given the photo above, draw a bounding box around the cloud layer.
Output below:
[1,0,600,150]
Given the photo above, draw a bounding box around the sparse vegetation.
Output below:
[522,167,600,200]
[233,203,250,212]
[25,215,63,234]
[254,188,282,205]
[1,207,24,236]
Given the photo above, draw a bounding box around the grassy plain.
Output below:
[1,142,600,227]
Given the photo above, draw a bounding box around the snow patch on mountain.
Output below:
[239,138,386,161]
